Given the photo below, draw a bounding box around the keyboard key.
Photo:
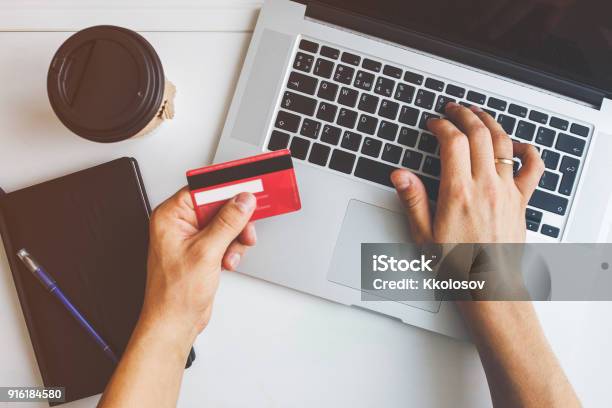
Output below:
[299,39,319,53]
[357,114,379,135]
[558,156,579,196]
[275,110,301,133]
[398,127,419,147]
[422,156,441,177]
[541,224,560,239]
[487,97,507,111]
[314,58,334,79]
[570,123,589,137]
[321,125,342,145]
[338,87,359,107]
[384,65,403,79]
[483,108,497,119]
[526,208,543,223]
[287,71,318,95]
[528,189,568,216]
[293,52,314,73]
[341,52,361,66]
[415,89,435,110]
[329,149,356,174]
[529,110,548,124]
[282,91,317,116]
[361,137,383,157]
[527,220,540,232]
[341,131,362,151]
[354,157,397,188]
[513,160,520,175]
[541,149,560,170]
[559,155,579,177]
[435,95,456,114]
[308,143,331,166]
[515,120,536,141]
[539,171,559,191]
[467,91,486,105]
[378,99,400,120]
[404,71,424,85]
[445,84,465,98]
[357,94,380,114]
[378,121,399,141]
[320,46,340,60]
[507,104,527,118]
[399,106,420,126]
[334,64,355,85]
[300,118,322,139]
[535,127,556,147]
[418,133,439,153]
[425,78,445,92]
[549,117,569,131]
[419,112,440,130]
[354,70,375,91]
[362,58,382,72]
[316,102,338,122]
[402,149,423,170]
[268,130,290,151]
[337,108,358,129]
[497,114,516,135]
[375,77,396,97]
[556,133,585,157]
[382,143,403,164]
[394,83,416,104]
[290,136,310,160]
[317,81,339,101]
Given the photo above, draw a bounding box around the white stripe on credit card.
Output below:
[194,179,264,206]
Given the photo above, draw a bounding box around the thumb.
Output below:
[391,169,434,244]
[197,192,256,257]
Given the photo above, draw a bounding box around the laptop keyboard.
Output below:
[266,38,593,240]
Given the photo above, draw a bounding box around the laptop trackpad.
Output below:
[327,200,441,313]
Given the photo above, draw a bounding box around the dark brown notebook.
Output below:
[0,158,151,406]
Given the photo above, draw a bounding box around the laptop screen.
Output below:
[306,0,612,96]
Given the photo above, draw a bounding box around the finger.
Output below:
[238,222,257,246]
[391,169,434,244]
[154,187,191,214]
[513,143,545,200]
[197,192,256,257]
[444,103,495,178]
[151,187,199,233]
[175,187,194,208]
[222,241,250,271]
[470,106,514,180]
[427,117,471,183]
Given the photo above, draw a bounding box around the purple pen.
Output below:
[17,249,118,364]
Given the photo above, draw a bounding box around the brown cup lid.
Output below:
[47,25,165,143]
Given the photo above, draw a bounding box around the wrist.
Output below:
[135,305,198,357]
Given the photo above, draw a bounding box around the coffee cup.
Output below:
[47,25,175,143]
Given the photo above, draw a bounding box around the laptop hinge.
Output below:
[304,1,606,109]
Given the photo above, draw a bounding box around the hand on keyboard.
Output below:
[391,102,544,244]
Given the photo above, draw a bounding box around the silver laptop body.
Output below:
[214,0,612,338]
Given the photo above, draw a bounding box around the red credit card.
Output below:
[186,149,301,228]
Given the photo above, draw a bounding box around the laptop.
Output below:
[214,0,612,338]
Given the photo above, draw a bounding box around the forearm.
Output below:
[458,302,580,408]
[97,314,194,408]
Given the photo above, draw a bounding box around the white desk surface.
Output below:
[1,4,611,407]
